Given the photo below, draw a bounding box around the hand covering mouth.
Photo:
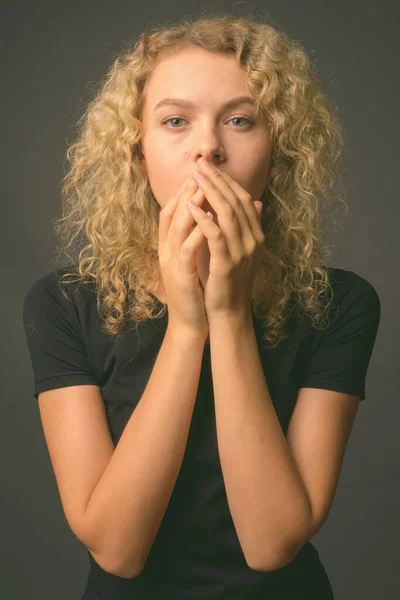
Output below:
[203,200,218,224]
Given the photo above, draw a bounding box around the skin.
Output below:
[140,46,272,299]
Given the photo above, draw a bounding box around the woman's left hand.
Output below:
[189,157,265,321]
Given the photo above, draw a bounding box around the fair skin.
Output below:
[140,46,272,300]
[135,47,362,571]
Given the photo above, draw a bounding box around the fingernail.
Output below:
[188,199,200,210]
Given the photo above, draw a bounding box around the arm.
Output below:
[82,325,207,578]
[208,315,313,572]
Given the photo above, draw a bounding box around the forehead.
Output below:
[143,47,250,105]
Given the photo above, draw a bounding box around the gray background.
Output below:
[4,1,398,598]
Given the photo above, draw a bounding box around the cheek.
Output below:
[241,163,270,201]
[146,157,189,207]
[147,170,183,210]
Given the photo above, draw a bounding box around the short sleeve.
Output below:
[298,273,381,401]
[23,272,99,400]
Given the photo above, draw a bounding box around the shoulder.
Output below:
[289,265,382,353]
[327,265,379,296]
[23,268,100,341]
[286,265,380,336]
[294,266,381,402]
[325,266,381,319]
[23,267,97,309]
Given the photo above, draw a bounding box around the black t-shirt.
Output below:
[22,266,381,600]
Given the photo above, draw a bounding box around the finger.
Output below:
[193,168,246,261]
[173,178,199,221]
[158,178,189,254]
[169,182,206,258]
[188,200,231,268]
[180,212,211,276]
[213,169,265,245]
[159,178,202,256]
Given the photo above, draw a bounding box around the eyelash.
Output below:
[161,116,255,129]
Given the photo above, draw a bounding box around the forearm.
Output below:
[83,325,207,578]
[208,315,312,572]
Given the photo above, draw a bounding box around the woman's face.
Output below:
[140,47,272,215]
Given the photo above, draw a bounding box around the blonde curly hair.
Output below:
[52,10,348,349]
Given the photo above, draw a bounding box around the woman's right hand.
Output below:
[158,177,210,338]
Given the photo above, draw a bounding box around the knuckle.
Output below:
[232,197,242,211]
[224,205,236,219]
[180,243,192,255]
[247,240,257,255]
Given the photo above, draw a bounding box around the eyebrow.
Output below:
[153,95,256,112]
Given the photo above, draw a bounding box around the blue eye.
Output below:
[162,117,186,128]
[230,117,254,128]
[161,116,254,129]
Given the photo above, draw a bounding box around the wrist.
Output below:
[208,311,253,331]
[166,322,209,345]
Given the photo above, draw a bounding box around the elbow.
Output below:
[113,563,144,579]
[107,555,145,579]
[244,540,288,572]
[246,552,289,573]
[245,528,310,573]
[88,547,144,579]
[244,499,314,573]
[246,544,301,573]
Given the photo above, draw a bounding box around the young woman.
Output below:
[23,12,381,600]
